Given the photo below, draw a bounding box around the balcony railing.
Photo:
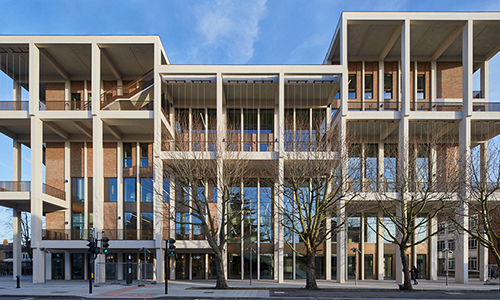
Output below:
[42,229,155,240]
[347,101,400,111]
[39,100,91,111]
[0,181,30,192]
[42,229,90,240]
[0,101,29,111]
[42,183,65,200]
[473,102,500,112]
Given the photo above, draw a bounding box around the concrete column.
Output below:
[429,216,438,280]
[479,232,488,281]
[377,211,384,280]
[153,40,164,283]
[431,61,437,107]
[480,61,489,101]
[337,200,347,283]
[275,72,285,283]
[378,61,384,111]
[401,19,410,116]
[30,116,44,283]
[463,20,473,117]
[64,251,71,280]
[326,214,332,280]
[395,202,404,284]
[360,214,365,280]
[13,140,21,181]
[64,141,71,230]
[13,80,21,101]
[117,142,124,239]
[455,202,469,283]
[29,43,40,115]
[92,117,105,282]
[64,80,70,103]
[361,61,365,111]
[337,117,348,283]
[457,102,471,283]
[91,43,101,116]
[340,15,348,117]
[12,209,22,279]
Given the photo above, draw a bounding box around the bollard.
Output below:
[16,275,20,288]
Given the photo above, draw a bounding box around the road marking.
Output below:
[274,291,285,294]
[444,292,464,295]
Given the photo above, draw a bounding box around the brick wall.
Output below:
[45,211,65,229]
[103,202,117,230]
[103,142,117,177]
[71,142,84,177]
[46,142,65,190]
[437,62,462,98]
[87,143,93,177]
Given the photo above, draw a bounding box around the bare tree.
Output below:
[452,140,500,282]
[277,116,355,289]
[158,111,253,289]
[372,125,459,290]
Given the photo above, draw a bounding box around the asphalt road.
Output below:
[2,290,500,300]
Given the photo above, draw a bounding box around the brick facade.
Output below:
[437,62,463,99]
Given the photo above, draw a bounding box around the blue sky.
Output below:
[0,0,499,241]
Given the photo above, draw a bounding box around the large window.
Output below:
[365,74,373,99]
[123,143,133,168]
[348,74,356,99]
[140,212,153,240]
[468,238,478,250]
[141,178,153,202]
[104,178,117,202]
[124,212,137,240]
[124,178,136,202]
[384,74,392,99]
[140,143,148,167]
[260,183,273,243]
[72,178,84,202]
[437,240,445,251]
[260,109,274,152]
[468,257,478,271]
[417,75,425,100]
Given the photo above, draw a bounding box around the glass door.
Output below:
[52,253,64,280]
[364,254,374,279]
[384,254,393,279]
[417,254,427,279]
[192,254,205,279]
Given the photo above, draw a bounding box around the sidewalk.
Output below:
[0,276,497,298]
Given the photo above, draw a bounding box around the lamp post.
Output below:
[442,248,453,286]
[139,247,150,286]
[350,247,361,286]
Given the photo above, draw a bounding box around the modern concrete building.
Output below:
[0,11,499,284]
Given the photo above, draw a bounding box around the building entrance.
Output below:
[51,253,64,280]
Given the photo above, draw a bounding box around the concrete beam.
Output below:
[431,24,464,61]
[101,48,122,80]
[104,123,122,139]
[45,121,69,140]
[73,121,92,139]
[379,23,402,61]
[40,48,69,80]
[380,122,398,140]
[0,126,17,140]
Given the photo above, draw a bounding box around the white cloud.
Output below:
[194,0,267,63]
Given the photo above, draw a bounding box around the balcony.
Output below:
[0,101,29,111]
[42,183,65,200]
[348,100,400,111]
[40,100,91,111]
[0,181,30,192]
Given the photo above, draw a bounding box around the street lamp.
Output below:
[139,247,151,286]
[442,248,453,286]
[350,247,361,286]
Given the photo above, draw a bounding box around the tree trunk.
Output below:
[214,254,228,289]
[305,248,319,289]
[399,246,412,291]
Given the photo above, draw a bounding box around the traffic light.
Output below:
[102,237,110,253]
[86,238,96,253]
[168,238,176,256]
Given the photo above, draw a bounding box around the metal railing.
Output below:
[100,69,154,109]
[42,183,65,200]
[101,229,154,240]
[42,229,90,240]
[473,102,500,112]
[39,100,91,111]
[0,181,30,192]
[0,101,29,111]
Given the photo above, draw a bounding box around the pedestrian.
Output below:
[411,266,419,285]
[490,266,496,280]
